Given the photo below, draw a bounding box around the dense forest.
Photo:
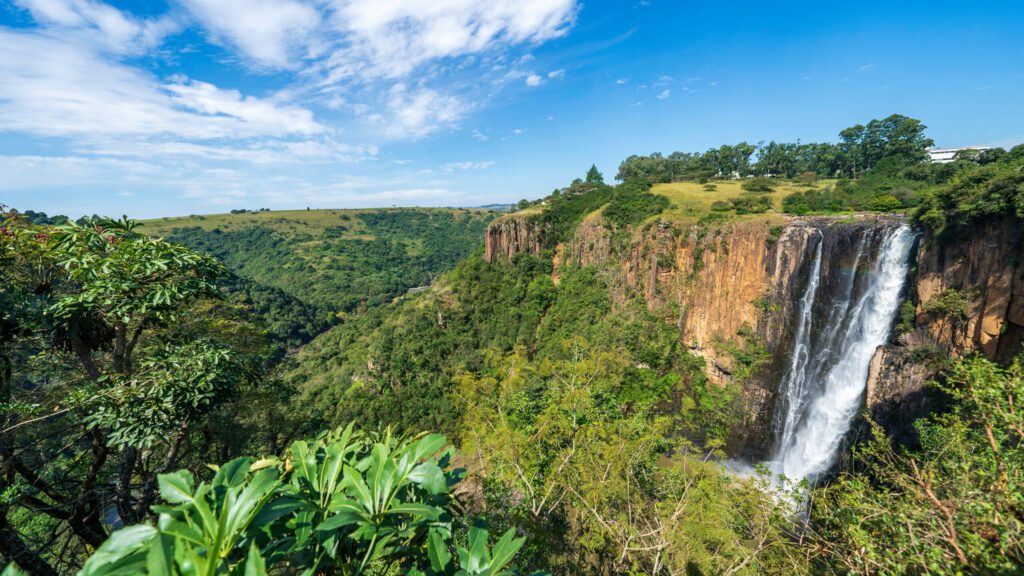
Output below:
[143,209,494,357]
[3,115,1023,574]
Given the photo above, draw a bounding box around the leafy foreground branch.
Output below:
[6,423,529,576]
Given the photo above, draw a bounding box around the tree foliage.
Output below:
[456,342,806,574]
[616,114,935,183]
[811,355,1024,574]
[74,423,528,576]
[0,211,271,574]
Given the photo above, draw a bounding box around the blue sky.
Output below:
[1,0,1022,218]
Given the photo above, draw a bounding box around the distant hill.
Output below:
[141,207,498,350]
[470,203,514,212]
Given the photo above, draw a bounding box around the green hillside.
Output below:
[140,208,496,347]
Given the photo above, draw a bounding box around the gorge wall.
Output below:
[865,215,1024,441]
[487,212,909,456]
[485,211,1024,456]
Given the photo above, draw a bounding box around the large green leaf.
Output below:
[80,525,157,576]
[157,471,195,504]
[408,462,446,495]
[243,544,269,576]
[426,530,453,572]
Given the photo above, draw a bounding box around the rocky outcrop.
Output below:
[864,346,934,443]
[913,216,1024,360]
[486,208,1024,456]
[483,215,544,263]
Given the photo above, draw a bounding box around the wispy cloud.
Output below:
[656,89,670,99]
[1,0,581,153]
[13,0,181,54]
[442,161,495,172]
[0,30,324,141]
[858,63,876,72]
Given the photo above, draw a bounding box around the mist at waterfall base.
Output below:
[726,225,916,491]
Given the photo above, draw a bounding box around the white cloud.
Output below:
[319,0,578,80]
[180,0,321,69]
[859,63,876,72]
[8,0,581,149]
[442,160,494,172]
[165,79,323,136]
[615,78,628,84]
[0,30,324,140]
[656,89,670,99]
[13,0,180,53]
[91,139,376,164]
[0,155,162,190]
[1,0,582,213]
[116,191,136,197]
[381,83,467,139]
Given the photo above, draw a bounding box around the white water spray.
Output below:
[769,225,915,484]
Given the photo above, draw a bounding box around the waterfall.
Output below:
[769,225,915,484]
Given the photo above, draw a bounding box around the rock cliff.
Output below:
[483,214,545,263]
[485,208,1024,455]
[485,212,906,455]
[864,215,1024,437]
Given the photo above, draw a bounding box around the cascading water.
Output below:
[768,224,915,484]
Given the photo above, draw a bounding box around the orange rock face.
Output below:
[912,216,1024,360]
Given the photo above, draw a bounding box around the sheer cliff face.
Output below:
[485,212,1024,451]
[484,213,904,454]
[865,216,1024,440]
[483,216,544,262]
[913,216,1024,360]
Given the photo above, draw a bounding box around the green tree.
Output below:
[0,212,260,573]
[456,342,805,574]
[812,355,1024,574]
[585,164,604,184]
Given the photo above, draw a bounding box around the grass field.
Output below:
[502,179,839,228]
[650,179,836,224]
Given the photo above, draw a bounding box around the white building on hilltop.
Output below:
[927,146,991,163]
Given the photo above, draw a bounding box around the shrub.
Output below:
[602,178,671,228]
[865,194,904,212]
[710,200,732,212]
[730,195,772,215]
[741,177,776,193]
[922,288,975,318]
[782,188,846,215]
[76,423,528,576]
